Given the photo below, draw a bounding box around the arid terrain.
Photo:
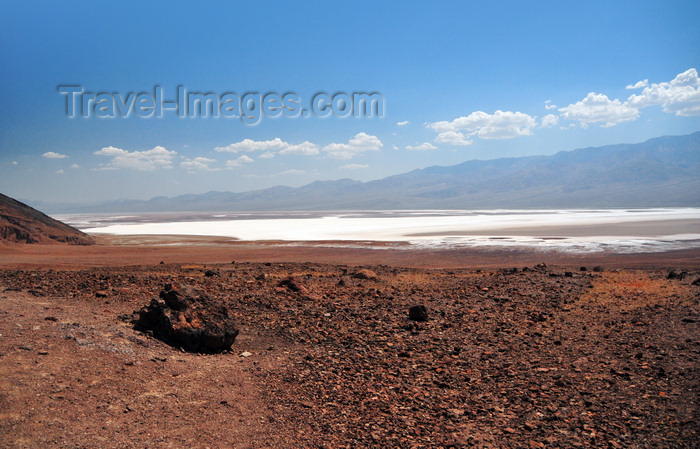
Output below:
[1,240,698,448]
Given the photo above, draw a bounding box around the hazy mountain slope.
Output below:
[0,193,94,244]
[37,132,700,213]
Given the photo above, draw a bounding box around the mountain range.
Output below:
[34,132,700,213]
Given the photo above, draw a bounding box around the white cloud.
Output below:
[397,121,410,126]
[434,131,473,146]
[427,110,537,140]
[226,155,255,168]
[406,142,438,151]
[626,79,648,90]
[42,151,68,159]
[559,92,639,127]
[55,169,65,174]
[279,141,319,156]
[280,169,306,175]
[544,100,557,110]
[215,137,322,158]
[339,163,369,170]
[392,144,399,150]
[214,138,288,153]
[215,133,385,161]
[322,132,383,159]
[12,161,18,165]
[94,146,177,170]
[181,157,218,171]
[541,114,559,128]
[626,68,700,116]
[70,164,80,169]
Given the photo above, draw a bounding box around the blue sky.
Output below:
[1,0,699,204]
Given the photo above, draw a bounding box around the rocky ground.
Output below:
[1,261,698,448]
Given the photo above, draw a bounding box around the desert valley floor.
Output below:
[0,240,698,448]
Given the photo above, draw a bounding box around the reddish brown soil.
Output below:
[0,242,698,448]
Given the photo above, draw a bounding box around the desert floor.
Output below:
[0,238,698,447]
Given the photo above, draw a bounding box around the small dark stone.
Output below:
[204,269,218,277]
[580,267,587,271]
[692,278,700,286]
[44,316,58,321]
[278,277,308,294]
[408,305,429,322]
[95,291,108,298]
[159,261,164,264]
[564,272,573,277]
[592,266,604,272]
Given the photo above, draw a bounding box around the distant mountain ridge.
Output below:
[37,132,700,213]
[0,193,94,244]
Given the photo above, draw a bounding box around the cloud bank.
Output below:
[215,133,382,160]
[425,68,700,143]
[94,146,177,170]
[561,68,700,127]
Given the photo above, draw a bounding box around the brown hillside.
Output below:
[0,193,94,245]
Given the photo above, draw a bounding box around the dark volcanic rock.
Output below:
[408,305,429,322]
[135,283,239,353]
